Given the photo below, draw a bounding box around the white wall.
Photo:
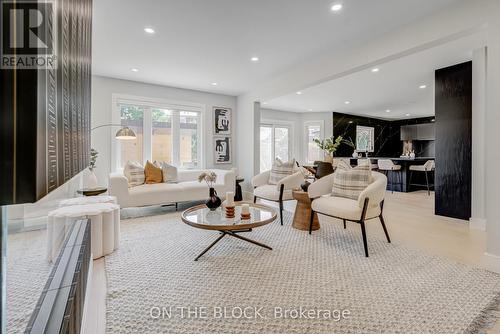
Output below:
[91,76,237,185]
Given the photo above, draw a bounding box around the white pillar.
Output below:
[470,47,487,231]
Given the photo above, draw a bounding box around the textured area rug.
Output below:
[105,211,500,333]
[7,230,52,334]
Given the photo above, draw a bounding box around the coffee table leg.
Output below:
[194,233,227,261]
[226,231,273,250]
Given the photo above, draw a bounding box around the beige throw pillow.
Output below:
[123,161,145,187]
[159,162,178,183]
[332,164,372,200]
[269,158,295,185]
[144,160,163,184]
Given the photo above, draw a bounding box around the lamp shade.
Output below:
[115,127,136,140]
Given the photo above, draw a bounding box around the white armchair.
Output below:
[307,171,390,257]
[251,170,303,225]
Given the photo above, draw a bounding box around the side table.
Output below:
[235,177,244,201]
[77,187,108,196]
[292,190,319,231]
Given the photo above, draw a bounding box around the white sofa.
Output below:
[109,169,236,208]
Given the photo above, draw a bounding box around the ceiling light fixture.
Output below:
[331,3,343,11]
[251,56,259,62]
[131,68,139,72]
[385,109,391,113]
[144,27,155,34]
[308,109,313,112]
[344,101,350,105]
[211,82,218,86]
[262,102,268,105]
[419,85,427,89]
[296,91,302,95]
[371,68,380,73]
[406,113,411,117]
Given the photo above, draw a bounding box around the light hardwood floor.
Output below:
[85,190,500,334]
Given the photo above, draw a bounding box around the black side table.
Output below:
[235,177,244,201]
[77,187,107,196]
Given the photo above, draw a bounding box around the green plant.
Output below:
[343,137,356,149]
[313,136,343,155]
[89,148,98,171]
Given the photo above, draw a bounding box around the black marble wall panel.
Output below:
[435,61,472,220]
[332,112,434,157]
[0,0,92,205]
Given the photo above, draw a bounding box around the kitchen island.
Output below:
[347,157,435,192]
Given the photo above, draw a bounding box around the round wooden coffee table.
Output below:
[181,202,277,261]
[292,190,320,231]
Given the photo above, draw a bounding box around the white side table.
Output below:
[47,203,120,262]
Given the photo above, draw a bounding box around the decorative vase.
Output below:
[85,168,98,189]
[324,153,333,163]
[206,187,222,211]
[352,150,358,158]
[300,180,311,192]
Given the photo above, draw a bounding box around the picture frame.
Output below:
[214,137,231,164]
[213,107,231,135]
[356,126,375,152]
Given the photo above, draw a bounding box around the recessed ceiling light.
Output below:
[344,101,351,105]
[211,82,218,86]
[131,68,139,72]
[251,56,259,62]
[308,109,313,112]
[419,85,427,89]
[144,27,155,34]
[385,109,391,113]
[371,68,380,73]
[262,102,268,105]
[406,113,411,117]
[348,121,354,124]
[331,3,343,11]
[431,118,435,122]
[296,91,302,95]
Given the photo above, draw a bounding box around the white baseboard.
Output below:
[469,217,487,231]
[482,252,500,274]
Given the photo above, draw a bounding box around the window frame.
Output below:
[303,120,325,164]
[111,94,205,171]
[259,119,294,172]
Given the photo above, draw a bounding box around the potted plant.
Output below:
[313,136,343,163]
[198,171,221,210]
[343,137,358,158]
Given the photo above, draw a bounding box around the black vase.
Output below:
[206,187,221,211]
[300,180,311,192]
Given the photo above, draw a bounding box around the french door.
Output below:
[260,123,291,172]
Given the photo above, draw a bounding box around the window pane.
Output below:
[274,127,289,161]
[120,105,143,167]
[307,125,322,163]
[179,111,199,169]
[152,109,173,163]
[260,126,272,172]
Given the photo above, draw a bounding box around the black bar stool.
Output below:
[377,159,402,193]
[409,160,435,195]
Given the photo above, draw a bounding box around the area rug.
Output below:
[105,211,500,333]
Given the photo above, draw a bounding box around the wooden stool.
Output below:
[292,190,319,231]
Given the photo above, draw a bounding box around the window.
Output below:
[260,122,292,172]
[115,97,203,170]
[304,121,324,164]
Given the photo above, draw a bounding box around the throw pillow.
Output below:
[158,161,178,183]
[332,164,372,200]
[123,161,145,187]
[269,158,295,185]
[336,159,352,171]
[144,160,163,184]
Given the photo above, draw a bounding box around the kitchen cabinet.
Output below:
[400,123,435,140]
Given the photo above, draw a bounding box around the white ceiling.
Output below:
[265,33,485,119]
[92,0,461,96]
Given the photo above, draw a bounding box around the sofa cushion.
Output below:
[312,196,381,221]
[158,161,178,183]
[254,184,293,201]
[123,161,145,187]
[145,161,163,184]
[269,158,295,185]
[332,165,372,200]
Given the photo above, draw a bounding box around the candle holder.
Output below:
[241,204,251,220]
[225,206,235,218]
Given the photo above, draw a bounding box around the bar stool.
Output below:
[409,160,435,195]
[377,159,402,193]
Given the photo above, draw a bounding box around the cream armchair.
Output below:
[252,170,303,225]
[307,171,390,257]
